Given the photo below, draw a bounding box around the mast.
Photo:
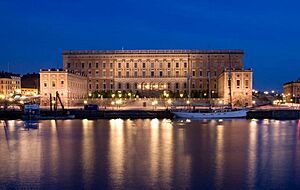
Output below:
[228,54,233,109]
[208,55,211,108]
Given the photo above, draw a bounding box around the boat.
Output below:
[172,108,248,119]
[171,54,249,119]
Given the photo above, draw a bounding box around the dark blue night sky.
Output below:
[1,0,299,91]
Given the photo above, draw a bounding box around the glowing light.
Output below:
[180,93,184,98]
[20,100,24,104]
[186,100,190,104]
[8,97,14,102]
[112,94,115,98]
[84,100,88,104]
[252,100,256,104]
[167,99,172,104]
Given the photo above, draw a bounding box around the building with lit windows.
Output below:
[283,79,300,103]
[0,72,21,98]
[218,69,253,106]
[62,49,252,106]
[40,69,88,106]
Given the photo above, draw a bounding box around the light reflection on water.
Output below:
[0,119,300,189]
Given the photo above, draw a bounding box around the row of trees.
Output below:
[88,90,219,99]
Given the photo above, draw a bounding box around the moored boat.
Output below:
[172,108,248,119]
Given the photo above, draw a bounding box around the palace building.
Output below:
[60,49,253,106]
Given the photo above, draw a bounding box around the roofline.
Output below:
[63,49,244,55]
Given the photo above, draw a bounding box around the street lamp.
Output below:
[112,93,115,98]
[180,93,184,98]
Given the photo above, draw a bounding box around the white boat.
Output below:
[172,108,248,119]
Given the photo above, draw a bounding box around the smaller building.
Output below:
[40,69,88,107]
[0,71,21,98]
[283,79,300,103]
[218,69,253,106]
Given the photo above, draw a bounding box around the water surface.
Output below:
[0,119,300,189]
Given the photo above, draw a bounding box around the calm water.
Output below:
[0,119,300,189]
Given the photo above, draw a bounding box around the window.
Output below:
[176,63,179,68]
[52,81,55,88]
[199,71,202,77]
[67,63,71,68]
[175,83,179,89]
[143,63,146,68]
[110,71,113,77]
[184,83,187,88]
[103,63,106,68]
[168,71,171,77]
[214,71,217,76]
[159,71,163,77]
[151,63,154,68]
[95,71,99,76]
[96,83,99,89]
[44,82,47,87]
[118,63,121,68]
[118,83,122,89]
[167,83,171,89]
[103,83,106,90]
[176,71,179,77]
[192,83,195,88]
[89,63,91,68]
[160,63,162,68]
[168,63,171,68]
[134,63,137,68]
[126,63,129,68]
[89,84,92,89]
[134,71,138,77]
[151,71,154,77]
[82,63,84,68]
[126,83,130,89]
[96,63,98,68]
[110,63,113,68]
[192,71,195,77]
[118,71,121,78]
[126,71,130,77]
[237,79,240,88]
[184,62,187,67]
[245,80,249,88]
[103,71,106,77]
[134,83,138,89]
[61,81,64,85]
[142,71,146,77]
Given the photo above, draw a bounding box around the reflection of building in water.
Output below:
[214,124,224,189]
[109,119,125,188]
[247,120,258,188]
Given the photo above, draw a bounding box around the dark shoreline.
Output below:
[0,109,300,120]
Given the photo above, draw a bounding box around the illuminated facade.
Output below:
[218,69,253,106]
[0,72,21,98]
[283,79,300,103]
[40,69,88,106]
[63,50,244,94]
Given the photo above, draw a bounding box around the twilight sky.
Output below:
[1,0,299,91]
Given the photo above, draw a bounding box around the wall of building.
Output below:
[62,50,244,95]
[283,80,300,103]
[218,69,252,106]
[40,69,88,107]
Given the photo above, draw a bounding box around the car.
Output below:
[84,104,99,111]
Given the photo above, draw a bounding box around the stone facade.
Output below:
[0,72,21,98]
[40,69,88,107]
[218,69,253,106]
[283,79,300,103]
[63,50,244,96]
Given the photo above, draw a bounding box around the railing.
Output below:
[63,49,244,55]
